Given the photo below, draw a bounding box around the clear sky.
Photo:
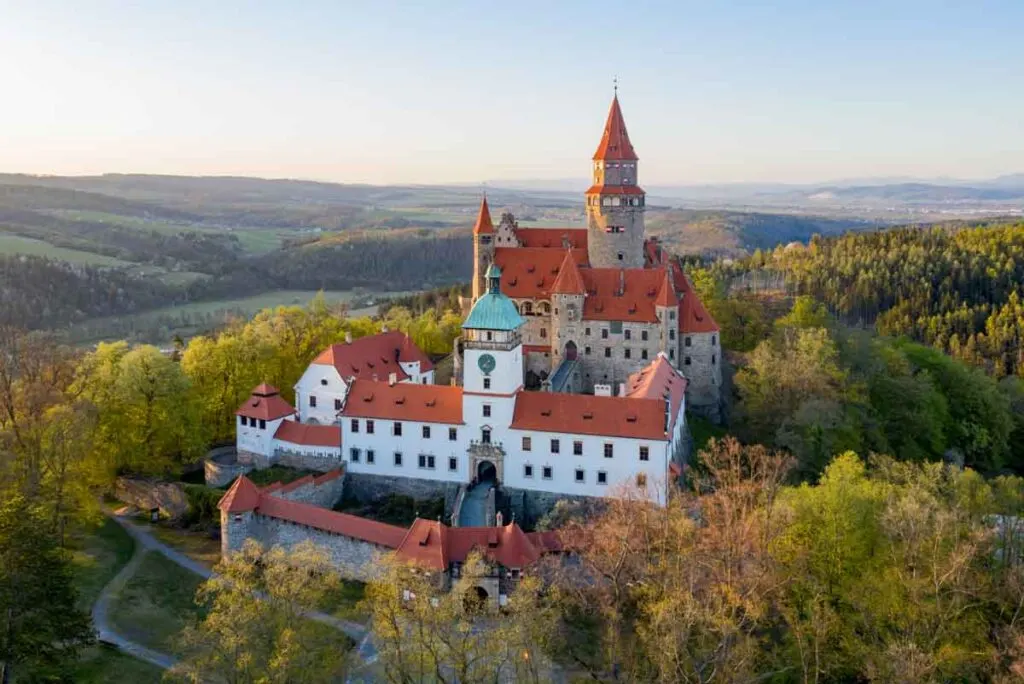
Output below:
[1,0,1022,185]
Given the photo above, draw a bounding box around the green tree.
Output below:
[0,495,93,683]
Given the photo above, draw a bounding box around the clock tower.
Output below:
[461,264,525,395]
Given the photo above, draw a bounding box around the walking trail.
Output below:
[92,508,376,674]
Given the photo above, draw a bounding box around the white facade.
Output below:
[341,417,470,483]
[237,414,289,457]
[295,365,347,425]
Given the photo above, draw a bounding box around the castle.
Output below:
[463,94,721,418]
[217,95,719,597]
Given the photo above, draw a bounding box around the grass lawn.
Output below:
[0,233,133,266]
[689,415,728,454]
[68,518,136,609]
[147,525,222,568]
[66,644,164,684]
[108,550,206,656]
[240,464,316,488]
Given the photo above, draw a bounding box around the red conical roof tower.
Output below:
[654,268,677,308]
[473,196,494,235]
[551,249,586,295]
[593,95,638,161]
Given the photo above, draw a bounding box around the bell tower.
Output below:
[585,93,646,269]
[472,197,495,301]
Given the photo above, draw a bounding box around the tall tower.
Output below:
[585,94,646,269]
[472,197,495,300]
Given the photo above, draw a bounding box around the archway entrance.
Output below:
[477,460,497,483]
[464,585,489,612]
[564,340,578,361]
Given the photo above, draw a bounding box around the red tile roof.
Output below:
[340,379,463,424]
[394,519,543,571]
[514,228,588,250]
[236,385,296,421]
[273,421,341,448]
[256,495,408,548]
[581,267,666,323]
[493,247,589,300]
[312,331,433,383]
[654,268,677,308]
[584,184,646,196]
[472,197,494,235]
[218,475,262,512]
[511,391,668,440]
[625,354,687,432]
[593,95,638,161]
[551,249,586,295]
[674,267,719,333]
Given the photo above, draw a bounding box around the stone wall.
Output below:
[344,471,461,514]
[205,447,253,487]
[501,486,600,530]
[271,470,345,508]
[681,331,722,422]
[273,447,343,473]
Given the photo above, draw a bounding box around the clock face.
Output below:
[477,353,496,375]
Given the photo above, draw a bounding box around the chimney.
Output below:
[617,268,625,296]
[345,331,352,344]
[388,372,397,386]
[618,382,626,397]
[495,511,503,527]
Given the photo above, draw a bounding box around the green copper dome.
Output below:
[462,264,525,331]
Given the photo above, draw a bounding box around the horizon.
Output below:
[3,1,1023,185]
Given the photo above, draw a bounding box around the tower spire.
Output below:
[473,196,494,235]
[593,93,638,161]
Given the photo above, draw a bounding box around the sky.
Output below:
[1,0,1022,185]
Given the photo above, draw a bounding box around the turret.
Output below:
[550,249,586,365]
[472,197,495,300]
[654,268,679,364]
[586,94,646,269]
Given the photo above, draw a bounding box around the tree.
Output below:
[0,494,93,683]
[367,551,552,684]
[169,540,350,684]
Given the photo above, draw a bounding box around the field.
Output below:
[68,645,164,684]
[69,518,136,609]
[0,233,133,266]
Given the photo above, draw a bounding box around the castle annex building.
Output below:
[468,94,721,417]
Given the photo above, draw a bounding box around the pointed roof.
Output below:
[472,196,494,235]
[551,249,586,295]
[218,475,261,513]
[674,267,720,333]
[593,95,638,161]
[312,331,434,382]
[654,267,677,308]
[236,385,296,420]
[252,383,279,396]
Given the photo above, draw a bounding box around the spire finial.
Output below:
[613,75,618,96]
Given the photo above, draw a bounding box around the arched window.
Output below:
[522,302,533,315]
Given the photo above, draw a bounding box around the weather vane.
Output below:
[613,75,618,95]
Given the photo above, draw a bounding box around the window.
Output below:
[524,464,534,478]
[670,349,675,360]
[394,452,403,466]
[449,427,457,441]
[250,417,257,427]
[641,349,648,360]
[449,457,457,471]
[575,468,585,483]
[542,466,553,480]
[624,330,631,340]
[585,346,592,355]
[481,428,491,444]
[636,473,648,488]
[550,439,560,454]
[712,354,717,365]
[573,440,583,456]
[604,348,611,358]
[418,454,436,469]
[349,447,361,463]
[366,420,375,434]
[684,356,691,366]
[597,471,608,485]
[624,348,631,359]
[486,331,493,341]
[422,425,431,439]
[483,378,491,390]
[367,449,375,464]
[522,436,532,451]
[351,419,359,433]
[320,378,328,386]
[334,398,342,411]
[259,419,266,430]
[639,446,649,461]
[712,334,717,346]
[641,330,649,341]
[540,328,547,339]
[482,404,491,418]
[669,329,675,341]
[239,416,244,427]
[604,443,614,459]
[685,336,692,347]
[309,395,317,408]
[669,311,676,321]
[393,422,402,436]
[601,329,609,339]
[585,327,591,336]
